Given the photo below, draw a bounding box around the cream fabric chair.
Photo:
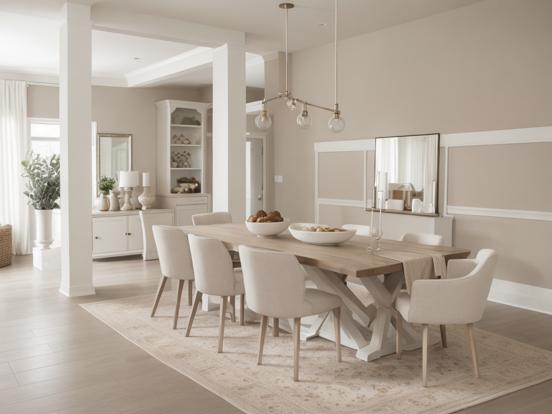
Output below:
[342,223,371,236]
[239,245,342,382]
[401,232,444,246]
[394,249,498,386]
[192,211,240,318]
[151,225,195,329]
[192,211,233,225]
[186,234,245,353]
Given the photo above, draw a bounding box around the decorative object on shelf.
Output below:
[411,198,423,214]
[171,150,192,168]
[98,176,116,212]
[255,0,345,132]
[0,224,13,268]
[171,109,201,125]
[138,172,155,210]
[385,199,405,211]
[119,170,140,211]
[173,176,201,194]
[21,152,60,250]
[108,190,120,211]
[182,137,192,145]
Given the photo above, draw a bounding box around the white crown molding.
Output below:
[447,205,552,222]
[315,139,374,153]
[441,126,552,147]
[489,278,552,316]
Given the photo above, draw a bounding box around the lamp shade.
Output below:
[119,170,140,188]
[142,172,151,187]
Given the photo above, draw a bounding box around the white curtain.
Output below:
[0,80,31,255]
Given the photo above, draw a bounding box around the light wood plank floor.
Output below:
[0,256,550,414]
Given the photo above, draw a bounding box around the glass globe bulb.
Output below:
[328,113,345,133]
[286,98,297,111]
[255,110,272,130]
[296,109,311,129]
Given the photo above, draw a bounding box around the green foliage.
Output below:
[21,152,60,210]
[98,176,117,195]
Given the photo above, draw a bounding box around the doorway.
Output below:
[245,136,266,217]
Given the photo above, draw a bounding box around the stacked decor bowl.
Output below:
[0,224,12,268]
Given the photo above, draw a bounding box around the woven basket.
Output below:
[0,224,13,268]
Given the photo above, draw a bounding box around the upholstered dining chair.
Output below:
[151,225,195,329]
[186,234,245,353]
[342,223,372,236]
[394,249,498,386]
[401,232,444,246]
[239,245,342,382]
[191,211,233,225]
[192,211,240,321]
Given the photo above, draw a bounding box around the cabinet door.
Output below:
[175,205,208,226]
[93,217,127,255]
[127,215,143,252]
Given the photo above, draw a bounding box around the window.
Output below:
[29,119,60,157]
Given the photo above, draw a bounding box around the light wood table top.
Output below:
[180,223,470,278]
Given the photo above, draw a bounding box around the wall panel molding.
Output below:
[447,205,552,222]
[314,139,374,153]
[441,126,552,147]
[489,278,552,316]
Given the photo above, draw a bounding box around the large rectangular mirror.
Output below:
[96,133,132,192]
[373,133,439,215]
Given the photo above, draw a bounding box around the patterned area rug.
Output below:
[81,295,552,414]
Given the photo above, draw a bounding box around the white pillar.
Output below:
[212,38,246,220]
[59,2,94,297]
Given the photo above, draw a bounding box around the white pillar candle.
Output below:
[142,172,151,187]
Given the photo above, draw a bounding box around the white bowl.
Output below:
[245,218,290,238]
[288,223,356,245]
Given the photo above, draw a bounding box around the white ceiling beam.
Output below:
[91,6,243,48]
[125,47,213,87]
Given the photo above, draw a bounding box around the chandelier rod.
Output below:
[334,0,338,105]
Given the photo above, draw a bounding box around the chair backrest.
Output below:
[188,234,237,296]
[152,225,194,280]
[342,224,371,236]
[401,232,444,246]
[459,249,498,320]
[239,245,306,318]
[192,212,232,226]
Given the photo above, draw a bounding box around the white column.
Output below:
[212,38,246,220]
[59,2,94,297]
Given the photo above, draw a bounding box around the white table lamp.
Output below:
[138,172,155,210]
[119,170,140,211]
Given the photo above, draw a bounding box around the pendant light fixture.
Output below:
[255,0,345,133]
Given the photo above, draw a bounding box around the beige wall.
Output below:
[269,0,552,289]
[27,84,202,192]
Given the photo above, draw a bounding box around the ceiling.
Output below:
[1,0,484,53]
[0,0,484,87]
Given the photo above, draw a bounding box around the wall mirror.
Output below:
[373,133,439,215]
[96,133,132,192]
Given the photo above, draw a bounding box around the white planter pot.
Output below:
[35,209,54,249]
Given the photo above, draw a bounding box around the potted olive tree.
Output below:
[21,152,60,250]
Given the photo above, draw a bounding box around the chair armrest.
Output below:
[447,259,477,279]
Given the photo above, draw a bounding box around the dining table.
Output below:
[180,223,470,361]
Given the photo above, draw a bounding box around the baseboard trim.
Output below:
[488,278,552,316]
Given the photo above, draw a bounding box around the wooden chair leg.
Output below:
[229,296,236,323]
[185,291,202,337]
[173,280,185,329]
[187,280,193,306]
[395,310,402,359]
[333,307,342,362]
[257,315,268,365]
[422,324,429,387]
[466,323,480,378]
[273,317,280,337]
[440,325,448,348]
[293,317,301,382]
[240,294,245,326]
[150,276,168,317]
[218,296,228,353]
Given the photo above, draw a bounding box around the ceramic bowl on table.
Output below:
[288,223,356,245]
[245,218,290,238]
